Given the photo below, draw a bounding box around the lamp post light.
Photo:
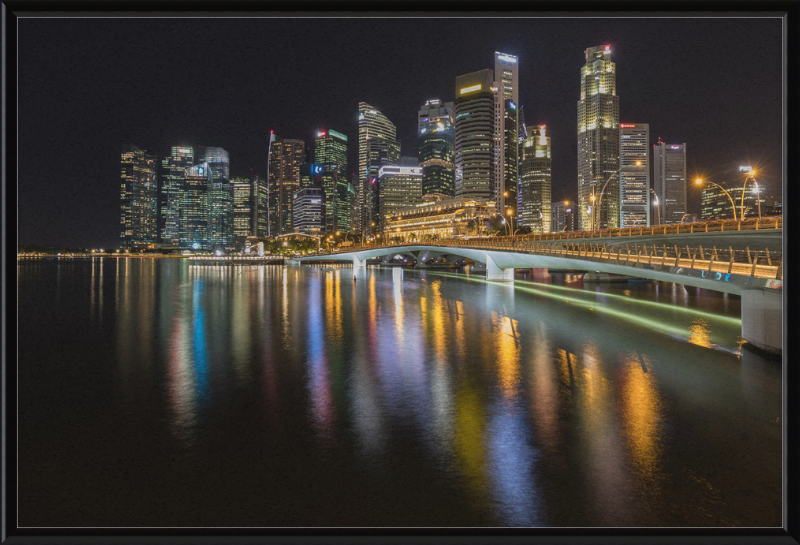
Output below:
[753,181,762,219]
[594,170,622,233]
[695,178,737,221]
[740,169,757,220]
[649,188,661,226]
[589,194,596,234]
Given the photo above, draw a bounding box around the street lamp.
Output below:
[740,169,756,220]
[589,194,596,234]
[506,209,515,237]
[753,180,762,219]
[649,189,661,226]
[594,170,621,233]
[696,178,737,221]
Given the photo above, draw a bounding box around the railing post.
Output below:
[765,247,772,266]
[746,247,752,264]
[750,251,759,277]
[728,246,734,274]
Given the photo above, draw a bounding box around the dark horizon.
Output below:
[18,16,782,249]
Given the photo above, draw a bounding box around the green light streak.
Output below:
[428,270,740,325]
[422,271,739,343]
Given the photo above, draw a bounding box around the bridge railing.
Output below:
[320,238,783,282]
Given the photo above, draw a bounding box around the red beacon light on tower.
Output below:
[604,45,610,51]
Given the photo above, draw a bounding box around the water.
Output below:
[17,258,782,527]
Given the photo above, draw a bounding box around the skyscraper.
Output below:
[418,100,455,197]
[551,201,576,233]
[378,165,423,230]
[653,141,687,224]
[268,136,305,235]
[577,45,620,231]
[315,129,348,171]
[252,173,269,239]
[315,130,348,234]
[120,143,158,248]
[455,69,495,201]
[358,103,400,231]
[200,147,233,250]
[180,163,211,250]
[494,51,519,105]
[518,126,552,234]
[495,52,519,213]
[619,123,650,227]
[160,146,193,244]
[293,187,325,234]
[231,176,252,248]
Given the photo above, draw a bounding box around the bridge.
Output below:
[289,217,783,355]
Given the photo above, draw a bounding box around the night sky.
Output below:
[17,16,782,249]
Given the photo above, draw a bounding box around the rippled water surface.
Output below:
[18,258,782,527]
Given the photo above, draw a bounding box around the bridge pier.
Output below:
[741,289,782,355]
[485,254,514,282]
[353,256,366,269]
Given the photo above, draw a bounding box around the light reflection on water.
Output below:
[17,260,782,528]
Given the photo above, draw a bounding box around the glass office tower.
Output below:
[653,141,687,224]
[619,123,650,227]
[160,146,193,244]
[200,147,233,250]
[180,163,212,250]
[519,126,552,234]
[120,143,158,248]
[418,100,455,197]
[358,102,400,231]
[268,136,305,235]
[232,176,253,248]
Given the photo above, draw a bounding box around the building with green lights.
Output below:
[418,100,455,197]
[120,143,158,248]
[160,146,193,244]
[455,69,495,201]
[577,45,620,230]
[200,147,233,251]
[519,126,552,234]
[180,163,211,250]
[315,129,348,171]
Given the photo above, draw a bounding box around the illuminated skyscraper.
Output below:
[315,130,349,233]
[293,187,325,234]
[577,45,620,230]
[268,136,305,235]
[619,123,650,227]
[232,176,253,247]
[315,129,348,171]
[518,126,552,234]
[551,200,576,233]
[160,146,193,244]
[180,163,211,250]
[378,165,423,230]
[455,69,495,201]
[418,99,455,197]
[358,103,400,231]
[653,141,687,224]
[252,173,268,239]
[120,143,158,248]
[200,147,233,250]
[494,52,519,213]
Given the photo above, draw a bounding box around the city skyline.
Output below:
[18,17,782,248]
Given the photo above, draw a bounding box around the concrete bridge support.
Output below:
[353,255,367,269]
[485,253,514,282]
[741,289,782,355]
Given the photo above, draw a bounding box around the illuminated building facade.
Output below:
[120,143,158,248]
[494,52,519,213]
[577,44,620,230]
[378,165,423,230]
[518,126,552,234]
[358,103,400,231]
[300,163,324,189]
[268,136,305,235]
[619,123,650,227]
[455,69,495,201]
[386,197,495,239]
[160,146,193,244]
[252,174,268,238]
[180,163,212,250]
[418,100,455,197]
[232,176,252,247]
[200,147,233,250]
[551,200,576,233]
[700,162,770,220]
[293,187,325,234]
[314,130,348,233]
[314,129,348,171]
[653,141,687,223]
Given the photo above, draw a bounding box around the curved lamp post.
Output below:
[696,178,737,221]
[740,170,758,219]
